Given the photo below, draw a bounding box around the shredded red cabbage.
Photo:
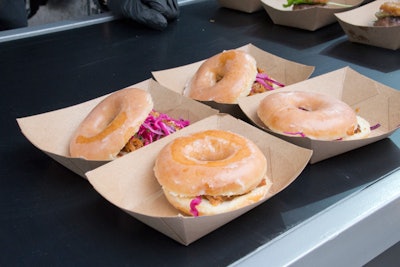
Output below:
[256,73,285,89]
[370,123,381,130]
[255,77,274,91]
[136,110,190,146]
[284,131,306,137]
[190,196,202,217]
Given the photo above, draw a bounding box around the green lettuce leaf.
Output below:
[283,0,319,8]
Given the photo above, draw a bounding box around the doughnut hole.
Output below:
[183,138,237,162]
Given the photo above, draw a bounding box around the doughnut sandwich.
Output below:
[154,130,271,216]
[69,88,189,160]
[374,1,400,27]
[257,91,371,140]
[183,50,284,104]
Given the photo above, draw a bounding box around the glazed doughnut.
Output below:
[70,88,153,160]
[184,50,258,104]
[154,130,270,216]
[257,91,370,140]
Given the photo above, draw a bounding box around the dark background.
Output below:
[1,0,400,266]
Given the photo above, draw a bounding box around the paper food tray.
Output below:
[238,67,400,163]
[261,0,364,31]
[17,79,219,178]
[152,43,314,122]
[217,0,263,13]
[335,0,400,50]
[85,114,312,245]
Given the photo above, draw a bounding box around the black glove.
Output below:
[107,0,179,31]
[28,0,49,19]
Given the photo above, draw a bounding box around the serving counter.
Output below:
[1,0,400,266]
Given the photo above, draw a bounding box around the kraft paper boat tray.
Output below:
[85,114,312,245]
[152,44,314,121]
[335,0,400,50]
[238,67,400,163]
[17,79,219,178]
[261,0,364,31]
[217,0,263,13]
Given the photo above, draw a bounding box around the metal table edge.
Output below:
[230,167,400,267]
[0,13,115,43]
[0,0,200,44]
